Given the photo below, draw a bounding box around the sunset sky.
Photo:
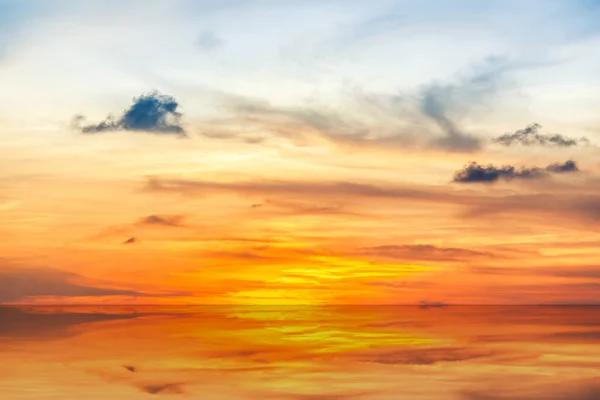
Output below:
[3,0,600,305]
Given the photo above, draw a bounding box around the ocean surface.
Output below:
[1,305,599,399]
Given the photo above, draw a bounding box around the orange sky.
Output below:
[2,127,600,305]
[2,1,600,306]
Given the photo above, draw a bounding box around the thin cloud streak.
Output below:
[357,244,497,262]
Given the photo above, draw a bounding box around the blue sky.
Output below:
[1,0,600,139]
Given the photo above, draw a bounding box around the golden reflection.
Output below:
[2,306,600,399]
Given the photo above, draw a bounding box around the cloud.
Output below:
[493,123,590,147]
[196,30,224,51]
[123,237,137,244]
[419,84,481,151]
[123,365,137,373]
[460,192,600,223]
[0,267,144,303]
[546,160,579,173]
[138,382,186,395]
[207,56,511,152]
[358,244,496,262]
[360,346,490,365]
[453,160,579,183]
[145,176,458,203]
[145,174,600,225]
[252,199,362,218]
[415,56,509,152]
[220,96,368,146]
[77,92,186,135]
[138,214,185,227]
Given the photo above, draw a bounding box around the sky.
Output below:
[2,0,600,305]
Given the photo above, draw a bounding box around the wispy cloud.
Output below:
[417,56,511,151]
[205,56,512,152]
[493,123,590,147]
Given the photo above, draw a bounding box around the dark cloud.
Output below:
[546,160,579,173]
[359,244,496,262]
[138,215,185,227]
[0,267,143,303]
[123,237,137,244]
[493,123,590,147]
[138,382,186,395]
[453,163,544,183]
[77,92,185,136]
[123,365,137,373]
[453,160,579,183]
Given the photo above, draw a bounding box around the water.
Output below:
[1,305,599,399]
